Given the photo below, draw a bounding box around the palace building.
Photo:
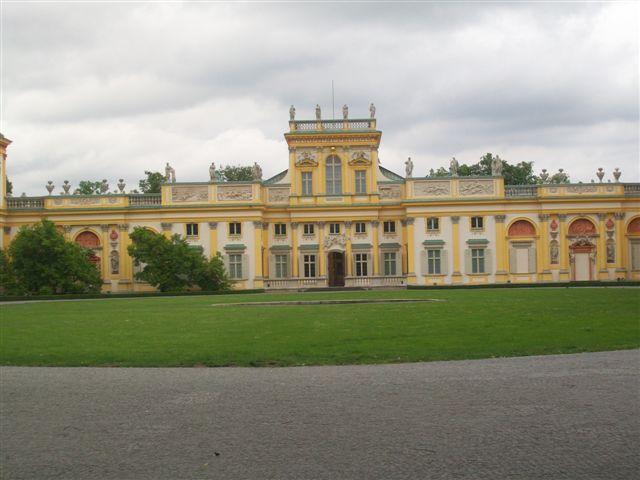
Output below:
[0,111,639,292]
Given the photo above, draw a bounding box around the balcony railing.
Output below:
[128,194,162,206]
[264,277,327,289]
[345,275,407,288]
[290,118,376,132]
[505,185,538,198]
[624,183,640,196]
[6,197,45,209]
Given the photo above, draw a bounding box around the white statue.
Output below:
[450,157,459,177]
[252,162,263,181]
[289,105,295,121]
[209,162,216,181]
[165,162,176,183]
[369,103,376,118]
[491,156,503,176]
[342,104,348,120]
[405,157,413,178]
[315,104,321,120]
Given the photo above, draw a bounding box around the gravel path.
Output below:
[1,350,638,479]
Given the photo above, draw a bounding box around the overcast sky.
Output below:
[1,1,638,195]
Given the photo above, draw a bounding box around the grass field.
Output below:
[1,288,638,367]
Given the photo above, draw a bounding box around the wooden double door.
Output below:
[328,251,345,287]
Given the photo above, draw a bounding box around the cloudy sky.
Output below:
[1,1,638,195]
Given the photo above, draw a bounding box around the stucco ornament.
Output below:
[62,180,71,195]
[289,105,296,121]
[217,185,253,201]
[549,240,559,264]
[379,185,401,199]
[539,169,549,183]
[596,168,605,183]
[459,180,494,196]
[449,157,459,177]
[342,104,348,119]
[405,157,413,178]
[606,241,615,263]
[296,151,318,166]
[613,168,621,182]
[491,156,503,176]
[369,103,376,118]
[171,185,208,203]
[323,233,347,250]
[252,162,263,181]
[349,151,370,165]
[315,104,321,120]
[45,181,54,195]
[117,179,126,193]
[110,250,119,274]
[165,163,176,183]
[268,188,289,203]
[414,180,450,197]
[100,179,109,194]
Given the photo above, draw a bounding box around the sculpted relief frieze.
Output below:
[268,187,289,203]
[216,185,253,201]
[458,180,495,196]
[567,185,598,194]
[413,180,451,197]
[295,151,318,166]
[379,185,401,199]
[348,150,371,165]
[171,185,209,203]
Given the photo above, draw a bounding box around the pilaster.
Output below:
[100,224,110,280]
[262,223,269,278]
[318,222,326,276]
[538,214,550,280]
[558,214,570,280]
[161,222,172,239]
[493,215,507,282]
[371,220,380,275]
[208,222,218,258]
[451,216,462,283]
[253,221,263,287]
[596,213,607,278]
[405,217,416,283]
[614,212,627,276]
[291,222,299,277]
[118,224,131,283]
[345,221,352,276]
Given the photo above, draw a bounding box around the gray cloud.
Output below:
[1,1,637,195]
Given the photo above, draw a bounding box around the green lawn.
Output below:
[1,288,638,367]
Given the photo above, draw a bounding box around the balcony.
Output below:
[128,194,162,206]
[624,183,640,196]
[505,185,538,198]
[289,118,377,132]
[6,197,45,209]
[345,275,407,288]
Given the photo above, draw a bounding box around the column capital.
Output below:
[253,221,263,228]
[118,224,129,232]
[208,222,218,229]
[450,216,460,224]
[317,221,325,228]
[405,217,415,225]
[262,222,269,230]
[161,222,172,231]
[494,215,506,223]
[100,224,110,232]
[63,225,73,233]
[538,214,550,221]
[371,220,379,227]
[3,226,11,234]
[344,221,352,228]
[291,222,299,229]
[597,213,607,221]
[614,212,626,220]
[558,214,567,221]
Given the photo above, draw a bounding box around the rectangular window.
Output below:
[303,254,317,278]
[325,157,342,195]
[471,216,484,230]
[427,249,441,275]
[383,221,396,234]
[355,222,366,234]
[274,223,287,236]
[426,217,439,231]
[275,254,288,278]
[383,252,397,276]
[355,170,367,194]
[471,248,485,273]
[229,222,241,236]
[303,223,315,235]
[229,254,243,279]
[329,223,340,234]
[301,172,313,196]
[186,223,199,237]
[354,253,368,277]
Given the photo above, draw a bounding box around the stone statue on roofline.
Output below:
[343,104,348,120]
[252,162,263,181]
[315,104,321,120]
[289,105,296,121]
[405,157,413,178]
[209,162,217,181]
[369,103,376,119]
[449,157,459,177]
[491,156,503,176]
[165,162,176,183]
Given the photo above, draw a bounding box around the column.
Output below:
[371,220,380,275]
[558,214,570,280]
[597,213,607,279]
[161,222,172,239]
[614,212,626,277]
[100,224,110,282]
[262,223,269,278]
[208,222,218,257]
[118,224,131,286]
[63,225,72,241]
[318,222,326,277]
[253,221,263,288]
[345,221,352,276]
[291,222,299,277]
[538,214,550,280]
[451,216,462,283]
[406,217,416,283]
[493,215,507,282]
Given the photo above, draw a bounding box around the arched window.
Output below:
[325,155,342,195]
[508,220,536,237]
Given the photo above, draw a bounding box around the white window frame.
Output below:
[426,217,439,232]
[325,156,342,195]
[471,248,485,273]
[427,249,441,275]
[275,254,288,278]
[329,223,340,235]
[301,171,313,196]
[471,216,484,231]
[355,170,367,194]
[274,223,287,236]
[229,253,243,279]
[383,252,397,276]
[355,222,366,234]
[303,254,317,278]
[354,253,368,277]
[186,223,199,237]
[229,222,241,236]
[383,221,396,234]
[303,223,315,235]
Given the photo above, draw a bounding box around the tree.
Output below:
[127,227,230,292]
[7,220,102,294]
[5,177,12,195]
[138,171,165,194]
[0,249,19,294]
[220,165,253,182]
[75,180,103,195]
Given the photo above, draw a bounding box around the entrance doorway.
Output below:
[573,253,591,281]
[328,251,345,287]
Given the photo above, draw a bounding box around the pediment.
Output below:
[295,152,318,167]
[348,151,371,166]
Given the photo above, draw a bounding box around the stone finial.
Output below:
[369,103,376,119]
[596,168,604,183]
[315,104,321,121]
[342,104,348,120]
[613,168,621,182]
[62,180,71,195]
[117,179,126,193]
[100,179,109,194]
[539,169,549,183]
[289,105,296,121]
[45,181,54,195]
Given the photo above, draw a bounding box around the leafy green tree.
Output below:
[127,227,230,292]
[5,178,12,195]
[221,165,253,182]
[0,249,20,294]
[138,171,165,193]
[8,220,102,294]
[76,180,103,195]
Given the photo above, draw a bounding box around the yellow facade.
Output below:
[1,117,639,292]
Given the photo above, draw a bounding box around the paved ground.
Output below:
[1,350,638,480]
